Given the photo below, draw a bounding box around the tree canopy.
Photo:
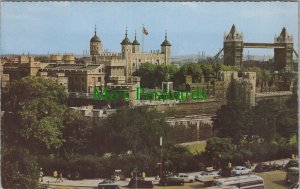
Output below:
[90,106,175,155]
[134,63,178,88]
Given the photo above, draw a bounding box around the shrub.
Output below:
[2,147,42,189]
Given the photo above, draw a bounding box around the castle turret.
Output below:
[223,24,243,67]
[90,25,102,57]
[160,32,171,65]
[132,32,140,54]
[120,28,132,82]
[274,27,294,72]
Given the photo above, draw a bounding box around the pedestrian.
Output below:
[155,175,160,180]
[39,168,44,182]
[55,170,59,183]
[58,171,63,183]
[53,170,58,178]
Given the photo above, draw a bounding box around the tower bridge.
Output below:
[243,43,285,49]
[222,24,297,71]
[209,25,298,72]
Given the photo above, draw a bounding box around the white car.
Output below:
[194,171,220,181]
[177,173,194,183]
[231,166,252,176]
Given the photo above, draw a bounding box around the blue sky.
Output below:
[1,2,298,56]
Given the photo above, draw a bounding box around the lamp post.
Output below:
[160,136,163,178]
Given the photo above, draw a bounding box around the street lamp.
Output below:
[160,136,163,178]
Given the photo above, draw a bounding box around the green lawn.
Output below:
[254,170,290,189]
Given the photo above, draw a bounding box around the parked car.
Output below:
[286,160,299,170]
[194,171,219,181]
[159,176,184,186]
[254,163,272,173]
[98,179,120,189]
[128,178,153,188]
[231,166,252,176]
[286,167,299,184]
[177,173,194,183]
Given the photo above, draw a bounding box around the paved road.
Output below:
[45,158,293,189]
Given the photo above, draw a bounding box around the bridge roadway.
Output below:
[243,43,285,49]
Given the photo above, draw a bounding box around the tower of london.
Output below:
[89,27,171,84]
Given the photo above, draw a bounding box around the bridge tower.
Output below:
[223,24,244,67]
[274,27,294,72]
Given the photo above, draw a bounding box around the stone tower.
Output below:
[121,28,133,82]
[90,26,102,57]
[132,32,140,54]
[274,27,294,72]
[161,32,171,65]
[224,24,243,67]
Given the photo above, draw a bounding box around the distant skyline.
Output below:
[1,2,298,56]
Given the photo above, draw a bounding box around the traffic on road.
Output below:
[45,159,298,189]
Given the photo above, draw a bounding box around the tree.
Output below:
[134,63,178,88]
[153,64,178,87]
[200,64,214,79]
[2,147,47,189]
[251,100,279,142]
[213,103,251,144]
[174,63,203,85]
[220,64,240,72]
[133,63,156,88]
[4,76,67,112]
[2,76,68,153]
[202,137,237,169]
[61,109,91,154]
[90,106,175,155]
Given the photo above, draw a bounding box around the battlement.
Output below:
[99,52,122,57]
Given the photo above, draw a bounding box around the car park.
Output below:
[159,176,184,186]
[128,178,153,188]
[177,173,194,182]
[195,171,220,181]
[254,162,272,173]
[231,166,252,176]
